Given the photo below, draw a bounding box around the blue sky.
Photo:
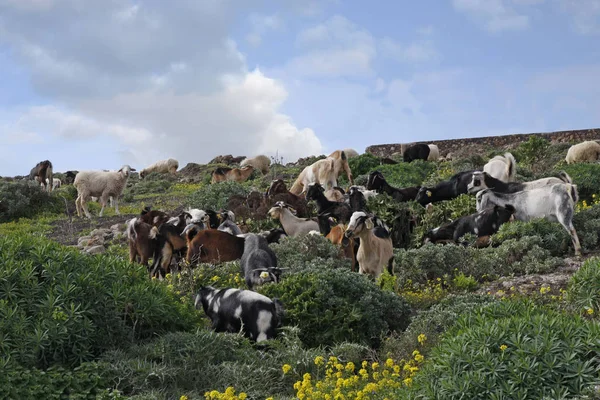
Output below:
[0,0,599,176]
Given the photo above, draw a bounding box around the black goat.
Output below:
[403,144,430,162]
[415,170,476,206]
[366,171,420,202]
[305,183,352,224]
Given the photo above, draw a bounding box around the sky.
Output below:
[0,0,599,176]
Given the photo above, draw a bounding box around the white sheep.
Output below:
[139,158,179,179]
[565,141,600,164]
[427,144,440,161]
[74,165,136,218]
[240,155,271,175]
[483,152,516,182]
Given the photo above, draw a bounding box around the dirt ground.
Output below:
[49,213,135,246]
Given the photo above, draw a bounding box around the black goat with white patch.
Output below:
[240,234,281,289]
[415,170,476,206]
[366,171,420,202]
[306,182,352,224]
[403,144,430,162]
[467,171,572,194]
[217,210,242,236]
[195,286,284,342]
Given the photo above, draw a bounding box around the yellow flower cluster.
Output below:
[500,344,508,352]
[584,306,595,316]
[577,194,600,212]
[399,278,448,308]
[292,353,424,399]
[539,285,551,295]
[204,387,248,400]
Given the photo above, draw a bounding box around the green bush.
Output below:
[372,161,436,188]
[491,218,571,256]
[567,257,600,315]
[557,163,600,202]
[0,234,200,369]
[380,294,497,362]
[513,136,550,172]
[0,362,110,400]
[405,300,600,399]
[188,181,249,211]
[395,236,564,285]
[0,181,63,223]
[271,234,348,272]
[124,173,177,196]
[259,268,411,348]
[574,204,600,250]
[347,153,382,179]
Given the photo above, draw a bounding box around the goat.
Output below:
[139,158,179,179]
[211,165,254,184]
[565,141,600,164]
[326,224,357,272]
[344,211,394,278]
[483,153,516,182]
[74,165,135,218]
[403,144,430,163]
[29,160,53,192]
[261,228,288,244]
[217,210,242,236]
[150,222,189,278]
[476,184,582,256]
[427,144,440,161]
[186,229,246,265]
[289,150,353,194]
[240,234,281,289]
[266,179,310,218]
[268,201,319,238]
[415,170,476,206]
[195,286,284,342]
[306,183,352,224]
[187,209,220,228]
[467,171,572,194]
[43,177,61,191]
[127,218,159,266]
[140,207,170,227]
[366,171,420,202]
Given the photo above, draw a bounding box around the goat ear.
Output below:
[365,218,374,230]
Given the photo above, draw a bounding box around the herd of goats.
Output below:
[23,139,600,342]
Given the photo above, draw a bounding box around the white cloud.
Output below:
[245,13,283,47]
[452,0,530,32]
[559,0,600,35]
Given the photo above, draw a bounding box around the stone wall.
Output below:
[366,128,600,158]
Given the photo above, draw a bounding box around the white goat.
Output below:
[344,211,394,278]
[565,141,600,164]
[476,184,581,256]
[240,155,271,175]
[139,158,179,179]
[42,178,62,190]
[268,201,319,238]
[427,144,440,161]
[74,165,136,218]
[483,153,516,182]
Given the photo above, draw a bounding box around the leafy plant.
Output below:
[188,181,249,211]
[0,181,63,223]
[491,218,571,256]
[557,163,600,202]
[567,257,600,316]
[259,268,411,348]
[514,135,550,171]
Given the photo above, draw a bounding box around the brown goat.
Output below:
[267,179,310,218]
[139,207,170,227]
[186,229,245,265]
[326,224,356,272]
[29,160,54,192]
[127,218,159,266]
[211,165,254,184]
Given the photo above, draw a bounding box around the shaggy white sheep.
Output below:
[565,141,600,164]
[139,158,179,178]
[483,152,516,182]
[74,165,136,218]
[427,144,440,161]
[240,155,271,175]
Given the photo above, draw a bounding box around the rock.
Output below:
[110,223,124,232]
[85,245,106,255]
[77,236,92,248]
[90,228,112,239]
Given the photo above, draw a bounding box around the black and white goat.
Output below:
[306,183,352,224]
[415,170,476,206]
[476,184,582,256]
[194,286,284,342]
[217,210,242,236]
[467,171,572,194]
[240,234,281,289]
[366,171,420,202]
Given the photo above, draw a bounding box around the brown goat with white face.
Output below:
[211,165,254,184]
[29,160,53,192]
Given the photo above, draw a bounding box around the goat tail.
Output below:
[567,184,579,205]
[558,171,573,184]
[272,298,285,327]
[127,218,138,241]
[504,152,516,181]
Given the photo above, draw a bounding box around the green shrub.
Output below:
[372,161,436,188]
[0,361,111,400]
[124,173,176,196]
[259,268,411,348]
[448,154,486,173]
[491,218,571,256]
[0,234,200,369]
[557,163,600,202]
[567,257,600,316]
[0,181,63,223]
[347,153,382,178]
[574,204,600,250]
[271,234,347,272]
[395,236,564,285]
[513,136,550,172]
[405,300,600,399]
[188,181,249,211]
[380,294,497,362]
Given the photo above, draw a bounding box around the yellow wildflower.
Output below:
[282,364,292,374]
[371,362,379,370]
[315,356,325,366]
[586,307,594,315]
[417,333,427,345]
[414,354,424,363]
[179,396,188,400]
[500,344,508,351]
[403,377,413,386]
[239,394,247,400]
[345,362,355,372]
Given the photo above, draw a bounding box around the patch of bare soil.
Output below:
[49,213,136,246]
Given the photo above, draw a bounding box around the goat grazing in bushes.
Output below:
[289,150,353,195]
